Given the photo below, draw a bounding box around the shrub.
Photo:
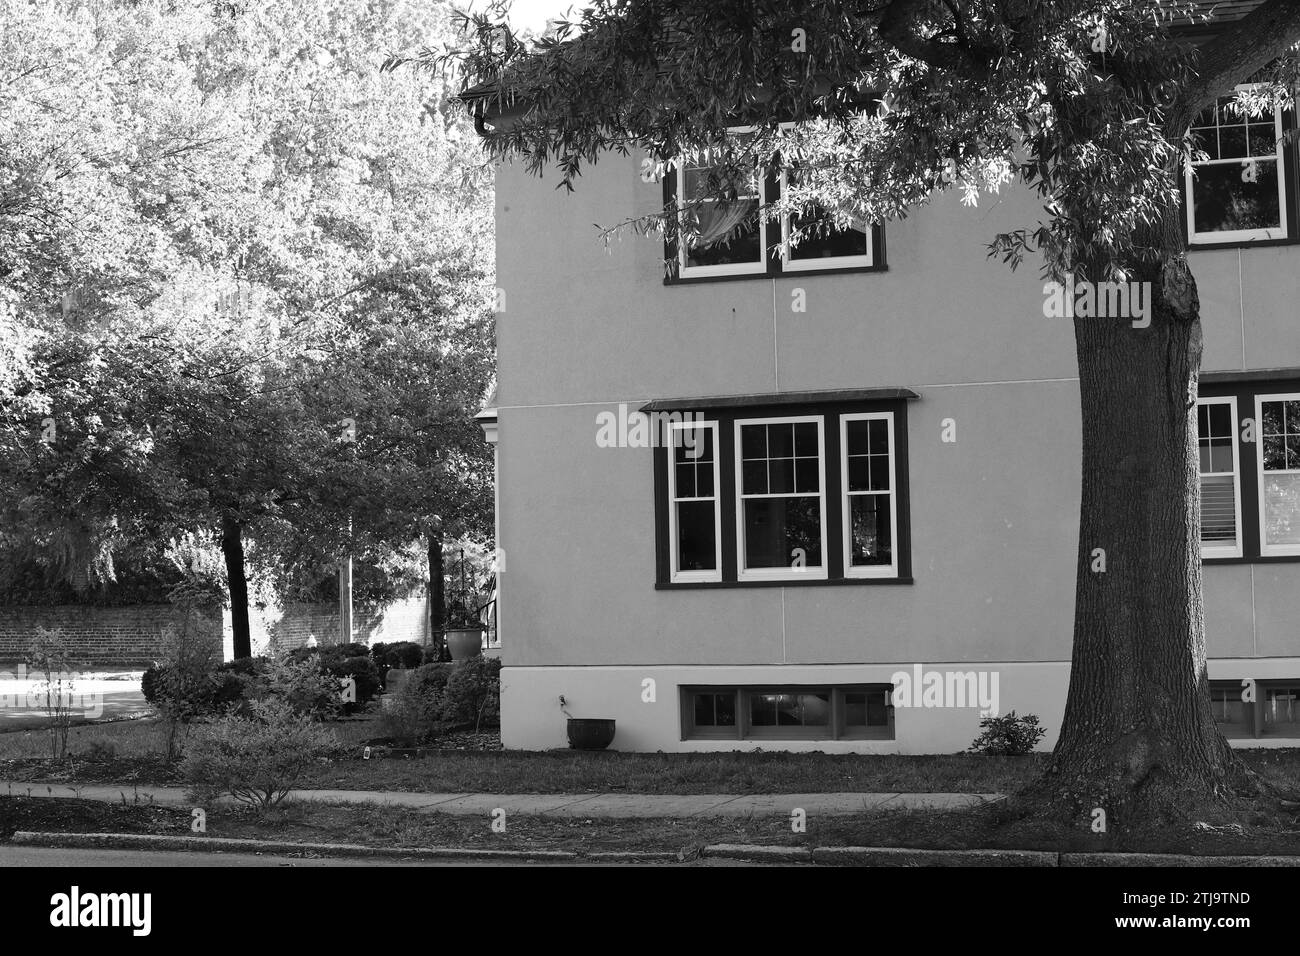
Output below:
[421,644,445,665]
[969,711,1045,756]
[251,656,343,720]
[377,662,452,744]
[439,657,502,732]
[181,698,339,810]
[148,613,223,759]
[381,641,424,670]
[323,655,382,714]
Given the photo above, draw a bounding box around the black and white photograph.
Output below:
[0,0,1295,934]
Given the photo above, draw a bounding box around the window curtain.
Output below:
[693,198,755,246]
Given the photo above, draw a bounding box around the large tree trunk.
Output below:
[1039,254,1260,825]
[221,514,251,660]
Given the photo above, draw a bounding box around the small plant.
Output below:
[25,627,75,760]
[255,655,344,720]
[969,711,1045,756]
[440,656,502,732]
[181,697,339,810]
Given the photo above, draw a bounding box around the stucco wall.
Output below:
[492,151,1300,750]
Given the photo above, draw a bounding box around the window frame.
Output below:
[1197,396,1244,559]
[660,154,886,283]
[734,414,829,582]
[665,419,723,583]
[651,396,913,588]
[680,684,896,741]
[778,167,876,272]
[1184,83,1297,248]
[1255,390,1300,558]
[674,158,770,280]
[839,411,900,578]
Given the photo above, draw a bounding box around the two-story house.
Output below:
[472,3,1300,754]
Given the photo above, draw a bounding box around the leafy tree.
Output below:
[422,0,1300,824]
[0,0,495,657]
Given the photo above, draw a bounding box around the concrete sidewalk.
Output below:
[0,780,1001,817]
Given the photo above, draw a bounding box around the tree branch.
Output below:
[1183,0,1300,113]
[876,0,992,80]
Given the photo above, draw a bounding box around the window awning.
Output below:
[639,386,918,413]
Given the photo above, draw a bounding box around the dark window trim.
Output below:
[653,397,912,587]
[1199,376,1300,564]
[661,168,888,284]
[680,683,896,741]
[1182,96,1298,251]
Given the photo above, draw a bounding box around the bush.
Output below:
[969,711,1045,756]
[377,662,452,745]
[439,657,502,731]
[323,655,382,714]
[421,643,445,665]
[251,656,343,720]
[181,698,339,810]
[379,641,424,670]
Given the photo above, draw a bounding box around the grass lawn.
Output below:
[5,795,1300,859]
[7,713,1300,804]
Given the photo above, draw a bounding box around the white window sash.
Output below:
[1256,392,1300,557]
[1186,85,1289,245]
[1197,396,1243,559]
[667,420,722,582]
[677,130,768,278]
[840,412,900,578]
[734,415,828,581]
[779,168,874,271]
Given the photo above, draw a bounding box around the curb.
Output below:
[1060,851,1300,867]
[9,831,580,862]
[810,846,1056,866]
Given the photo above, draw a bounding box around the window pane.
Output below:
[794,422,818,456]
[1200,474,1238,546]
[1211,684,1249,733]
[1264,686,1300,735]
[794,456,819,493]
[674,463,696,499]
[1191,159,1280,234]
[743,497,822,568]
[682,165,763,268]
[695,463,714,498]
[1263,473,1300,547]
[845,419,869,456]
[786,168,869,261]
[866,690,890,726]
[742,459,768,495]
[768,456,794,494]
[740,424,766,459]
[843,693,867,727]
[676,500,717,571]
[768,423,794,458]
[849,495,893,566]
[674,426,713,464]
[693,693,715,727]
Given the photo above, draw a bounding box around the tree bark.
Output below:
[1038,252,1261,825]
[428,524,445,652]
[221,514,251,660]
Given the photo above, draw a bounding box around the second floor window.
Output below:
[667,152,884,281]
[1185,86,1294,245]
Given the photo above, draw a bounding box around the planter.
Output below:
[567,717,616,751]
[446,626,485,661]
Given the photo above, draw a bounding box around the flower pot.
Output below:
[446,627,484,661]
[567,717,616,751]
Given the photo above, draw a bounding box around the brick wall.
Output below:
[224,595,431,658]
[0,605,223,667]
